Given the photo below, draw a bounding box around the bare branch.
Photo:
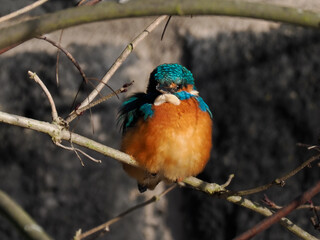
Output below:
[36,36,88,84]
[232,153,320,196]
[28,71,59,122]
[78,0,102,6]
[160,15,172,41]
[55,30,64,86]
[0,189,53,240]
[262,194,282,210]
[66,81,133,123]
[310,204,320,232]
[234,181,320,240]
[0,42,23,55]
[263,194,320,212]
[55,141,102,165]
[183,176,226,194]
[221,174,235,188]
[76,184,177,240]
[0,0,48,24]
[297,143,320,152]
[66,15,169,123]
[1,0,320,50]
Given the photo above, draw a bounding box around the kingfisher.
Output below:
[118,63,212,192]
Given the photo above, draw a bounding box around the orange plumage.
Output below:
[121,94,212,190]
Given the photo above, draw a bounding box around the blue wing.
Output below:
[118,93,156,134]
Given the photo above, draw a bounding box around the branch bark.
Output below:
[0,110,136,167]
[1,0,320,50]
[0,190,53,240]
[234,181,320,240]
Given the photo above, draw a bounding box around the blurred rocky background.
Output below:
[0,0,320,239]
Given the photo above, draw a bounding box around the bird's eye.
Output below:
[176,84,182,90]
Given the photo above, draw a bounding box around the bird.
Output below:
[118,63,212,192]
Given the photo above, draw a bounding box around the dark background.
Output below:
[0,1,319,239]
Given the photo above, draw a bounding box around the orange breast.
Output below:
[121,97,212,181]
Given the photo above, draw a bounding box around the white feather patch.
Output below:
[154,94,181,106]
[190,90,199,96]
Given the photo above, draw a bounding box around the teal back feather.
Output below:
[118,93,157,134]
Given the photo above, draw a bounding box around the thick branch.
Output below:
[1,0,320,49]
[0,110,136,166]
[0,190,53,240]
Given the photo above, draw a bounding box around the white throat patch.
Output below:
[154,93,181,106]
[190,90,199,96]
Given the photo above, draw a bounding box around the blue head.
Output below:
[147,63,196,94]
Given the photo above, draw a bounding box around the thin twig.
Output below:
[76,184,177,240]
[262,194,282,209]
[28,71,59,122]
[298,205,320,211]
[55,30,64,86]
[161,15,172,41]
[262,194,320,211]
[72,145,102,163]
[234,181,320,240]
[87,77,122,100]
[310,203,320,231]
[78,0,87,6]
[69,77,122,125]
[297,143,320,152]
[55,141,102,165]
[232,153,320,196]
[56,141,85,166]
[221,174,235,188]
[37,36,88,83]
[66,15,169,123]
[67,81,133,123]
[0,42,23,55]
[0,0,49,24]
[78,0,102,6]
[53,0,101,86]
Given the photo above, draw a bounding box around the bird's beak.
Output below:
[156,83,178,94]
